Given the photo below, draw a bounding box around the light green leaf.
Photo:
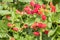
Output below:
[57,27,60,35]
[11,11,15,23]
[36,0,43,4]
[13,33,19,39]
[48,30,55,37]
[0,10,11,16]
[48,27,58,37]
[51,35,56,40]
[0,6,3,10]
[47,22,52,28]
[19,0,31,2]
[25,17,35,26]
[45,0,52,2]
[3,0,13,2]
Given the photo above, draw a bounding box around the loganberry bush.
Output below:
[0,0,60,40]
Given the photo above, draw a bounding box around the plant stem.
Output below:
[40,32,42,40]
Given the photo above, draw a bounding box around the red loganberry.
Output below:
[38,10,44,15]
[31,10,34,14]
[24,6,31,11]
[31,22,38,30]
[44,30,49,34]
[12,27,18,32]
[7,22,12,27]
[24,6,31,14]
[24,6,29,10]
[16,10,20,14]
[34,4,41,9]
[6,15,11,20]
[33,32,40,36]
[26,11,31,14]
[41,4,46,9]
[41,15,47,20]
[41,23,47,28]
[50,2,56,12]
[32,8,38,13]
[30,1,35,7]
[51,6,56,12]
[37,23,43,28]
[37,23,47,28]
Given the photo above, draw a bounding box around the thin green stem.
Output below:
[40,32,42,40]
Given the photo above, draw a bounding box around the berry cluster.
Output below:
[6,1,56,37]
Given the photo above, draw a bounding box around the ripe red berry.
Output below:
[27,11,32,14]
[31,10,34,14]
[24,6,31,14]
[33,32,40,36]
[41,23,47,28]
[51,6,56,12]
[7,22,12,27]
[31,22,37,29]
[37,23,43,28]
[34,4,41,9]
[37,23,47,28]
[41,4,46,9]
[12,27,18,32]
[41,15,47,20]
[24,6,31,11]
[32,8,38,13]
[6,15,11,20]
[30,1,35,7]
[44,30,49,34]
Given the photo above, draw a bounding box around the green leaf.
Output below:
[0,20,8,32]
[25,16,35,26]
[42,33,51,40]
[45,0,52,2]
[48,30,55,37]
[0,10,11,16]
[35,17,41,22]
[48,27,58,37]
[54,12,60,23]
[13,33,19,39]
[51,35,56,40]
[0,20,8,38]
[36,0,43,4]
[3,0,13,2]
[19,37,26,40]
[0,38,8,40]
[57,27,60,35]
[2,3,9,9]
[47,22,52,28]
[19,0,31,2]
[0,33,8,38]
[57,37,60,40]
[11,11,15,23]
[25,35,33,40]
[0,6,3,10]
[15,23,20,28]
[35,15,41,22]
[0,0,2,2]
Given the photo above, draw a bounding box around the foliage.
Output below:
[0,0,60,40]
